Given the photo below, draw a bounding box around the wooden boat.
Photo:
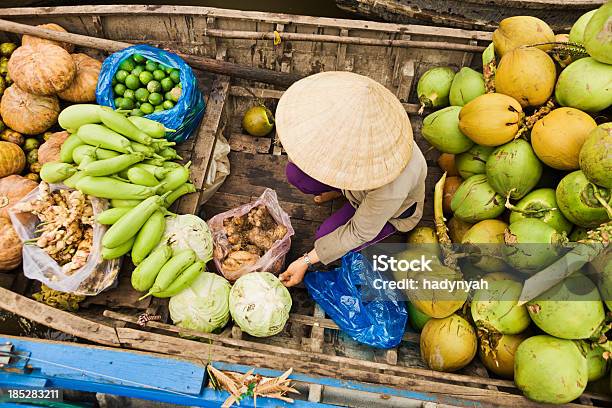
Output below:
[335,0,605,31]
[0,5,608,407]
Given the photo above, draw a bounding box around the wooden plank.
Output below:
[176,74,230,215]
[203,191,331,223]
[0,287,120,346]
[229,86,284,99]
[228,133,272,154]
[0,5,494,40]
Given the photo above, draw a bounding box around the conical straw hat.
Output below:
[276,71,413,191]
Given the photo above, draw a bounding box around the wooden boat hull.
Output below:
[335,0,605,30]
[0,5,608,407]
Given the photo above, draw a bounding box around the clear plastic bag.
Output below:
[199,134,231,205]
[304,252,407,349]
[9,184,121,296]
[208,188,294,281]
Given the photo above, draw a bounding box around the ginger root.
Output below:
[220,205,288,271]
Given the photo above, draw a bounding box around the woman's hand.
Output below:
[279,259,308,287]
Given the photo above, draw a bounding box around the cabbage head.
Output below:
[169,272,231,333]
[160,214,213,262]
[229,272,292,337]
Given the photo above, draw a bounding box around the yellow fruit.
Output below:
[458,93,522,147]
[421,315,477,372]
[479,332,528,378]
[495,48,556,108]
[531,107,597,170]
[493,16,555,57]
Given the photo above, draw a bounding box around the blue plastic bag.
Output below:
[304,252,407,349]
[96,45,206,143]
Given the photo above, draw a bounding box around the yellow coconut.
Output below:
[531,107,597,170]
[495,48,557,108]
[448,216,473,243]
[458,93,523,147]
[479,332,529,378]
[421,315,477,372]
[492,16,555,57]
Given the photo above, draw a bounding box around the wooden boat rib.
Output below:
[335,0,605,31]
[0,5,608,407]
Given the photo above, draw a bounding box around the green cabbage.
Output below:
[169,272,231,333]
[160,214,213,262]
[229,272,292,337]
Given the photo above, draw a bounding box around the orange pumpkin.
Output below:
[8,44,76,96]
[58,54,102,102]
[0,217,22,271]
[22,23,75,53]
[0,141,26,178]
[0,85,60,135]
[38,131,70,164]
[0,175,38,219]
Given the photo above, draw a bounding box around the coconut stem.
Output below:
[434,172,458,270]
[516,99,555,139]
[591,184,612,220]
[504,193,555,215]
[529,41,589,60]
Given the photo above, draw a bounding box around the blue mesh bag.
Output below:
[96,45,205,142]
[304,252,407,349]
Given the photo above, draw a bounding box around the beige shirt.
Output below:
[314,141,428,264]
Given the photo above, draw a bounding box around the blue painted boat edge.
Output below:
[211,362,485,408]
[0,335,484,407]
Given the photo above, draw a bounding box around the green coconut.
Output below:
[486,139,543,200]
[580,124,612,189]
[556,170,612,228]
[471,279,530,335]
[583,343,609,382]
[461,219,509,272]
[515,335,588,404]
[555,57,612,113]
[509,188,573,235]
[502,218,565,274]
[417,67,455,112]
[569,9,597,44]
[527,272,605,339]
[583,2,612,64]
[455,145,495,179]
[408,302,431,332]
[242,105,275,136]
[450,175,505,223]
[449,67,486,107]
[591,240,612,311]
[422,106,474,154]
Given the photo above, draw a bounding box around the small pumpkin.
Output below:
[0,141,25,178]
[21,23,74,53]
[8,44,76,96]
[0,85,60,135]
[38,131,70,164]
[0,174,38,219]
[0,217,22,271]
[58,54,102,103]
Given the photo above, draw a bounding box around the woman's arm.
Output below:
[279,248,319,287]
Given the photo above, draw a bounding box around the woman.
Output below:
[276,71,428,287]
